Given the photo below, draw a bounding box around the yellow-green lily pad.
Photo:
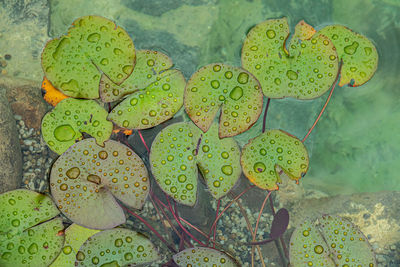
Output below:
[242,18,339,99]
[50,224,100,267]
[173,247,239,267]
[41,98,112,155]
[289,215,376,266]
[50,138,149,229]
[0,189,64,267]
[41,15,135,99]
[100,49,173,102]
[317,25,378,87]
[75,228,159,266]
[150,122,241,206]
[240,129,309,190]
[184,63,263,138]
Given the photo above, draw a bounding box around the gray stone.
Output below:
[0,88,22,193]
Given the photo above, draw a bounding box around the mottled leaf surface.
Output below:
[50,138,149,229]
[242,18,338,99]
[0,189,64,267]
[75,228,159,266]
[42,15,135,98]
[317,25,378,86]
[241,129,308,190]
[290,215,376,266]
[184,63,263,138]
[41,98,112,155]
[150,122,241,206]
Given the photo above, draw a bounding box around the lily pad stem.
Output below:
[262,98,271,133]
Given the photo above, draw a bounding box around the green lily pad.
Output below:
[50,224,100,267]
[50,138,150,229]
[173,247,239,267]
[41,15,135,99]
[240,129,309,190]
[150,122,241,206]
[317,25,378,87]
[184,63,263,138]
[41,98,113,155]
[289,215,376,266]
[242,17,339,99]
[100,49,173,102]
[0,189,64,267]
[108,69,186,130]
[75,228,159,266]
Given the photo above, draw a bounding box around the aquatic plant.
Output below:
[0,14,380,266]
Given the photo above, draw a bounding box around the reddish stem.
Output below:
[165,194,207,246]
[302,61,343,143]
[121,205,177,253]
[207,185,255,242]
[137,129,150,153]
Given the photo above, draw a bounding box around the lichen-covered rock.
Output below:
[0,88,22,193]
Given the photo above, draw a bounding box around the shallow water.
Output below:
[1,0,399,266]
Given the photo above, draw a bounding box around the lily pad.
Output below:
[240,129,309,190]
[317,25,378,86]
[108,68,186,130]
[100,49,173,102]
[50,138,150,229]
[41,15,135,99]
[242,17,339,99]
[0,189,64,267]
[173,247,239,267]
[41,98,113,155]
[150,122,241,206]
[289,215,376,266]
[184,63,263,138]
[75,228,159,266]
[50,224,100,267]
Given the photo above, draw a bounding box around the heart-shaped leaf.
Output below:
[50,224,100,267]
[241,129,309,190]
[41,15,135,99]
[317,25,378,87]
[150,122,241,206]
[173,247,239,267]
[242,17,339,99]
[50,138,150,229]
[100,49,173,102]
[0,189,64,267]
[289,215,376,266]
[184,63,263,138]
[75,228,159,266]
[41,98,113,155]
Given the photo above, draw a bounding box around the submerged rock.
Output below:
[0,88,22,193]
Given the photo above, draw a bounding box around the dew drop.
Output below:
[266,29,276,39]
[344,41,359,55]
[149,110,157,117]
[229,86,243,100]
[224,71,233,79]
[167,155,174,161]
[274,78,281,85]
[303,230,310,236]
[8,199,16,205]
[114,238,123,247]
[314,245,324,254]
[113,48,122,55]
[122,120,129,127]
[237,72,249,84]
[141,119,149,125]
[66,167,80,179]
[92,256,99,264]
[11,219,20,227]
[260,149,267,156]
[124,252,133,261]
[221,152,229,159]
[213,64,221,72]
[221,165,233,176]
[28,243,38,255]
[147,59,155,66]
[130,98,138,106]
[162,83,170,91]
[202,145,209,152]
[211,80,220,89]
[253,162,266,173]
[213,180,220,187]
[100,58,109,65]
[122,65,133,75]
[99,150,108,159]
[87,174,101,185]
[87,33,100,43]
[364,47,372,56]
[76,251,85,261]
[60,184,68,191]
[286,70,298,80]
[54,124,75,142]
[178,174,187,183]
[63,246,72,255]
